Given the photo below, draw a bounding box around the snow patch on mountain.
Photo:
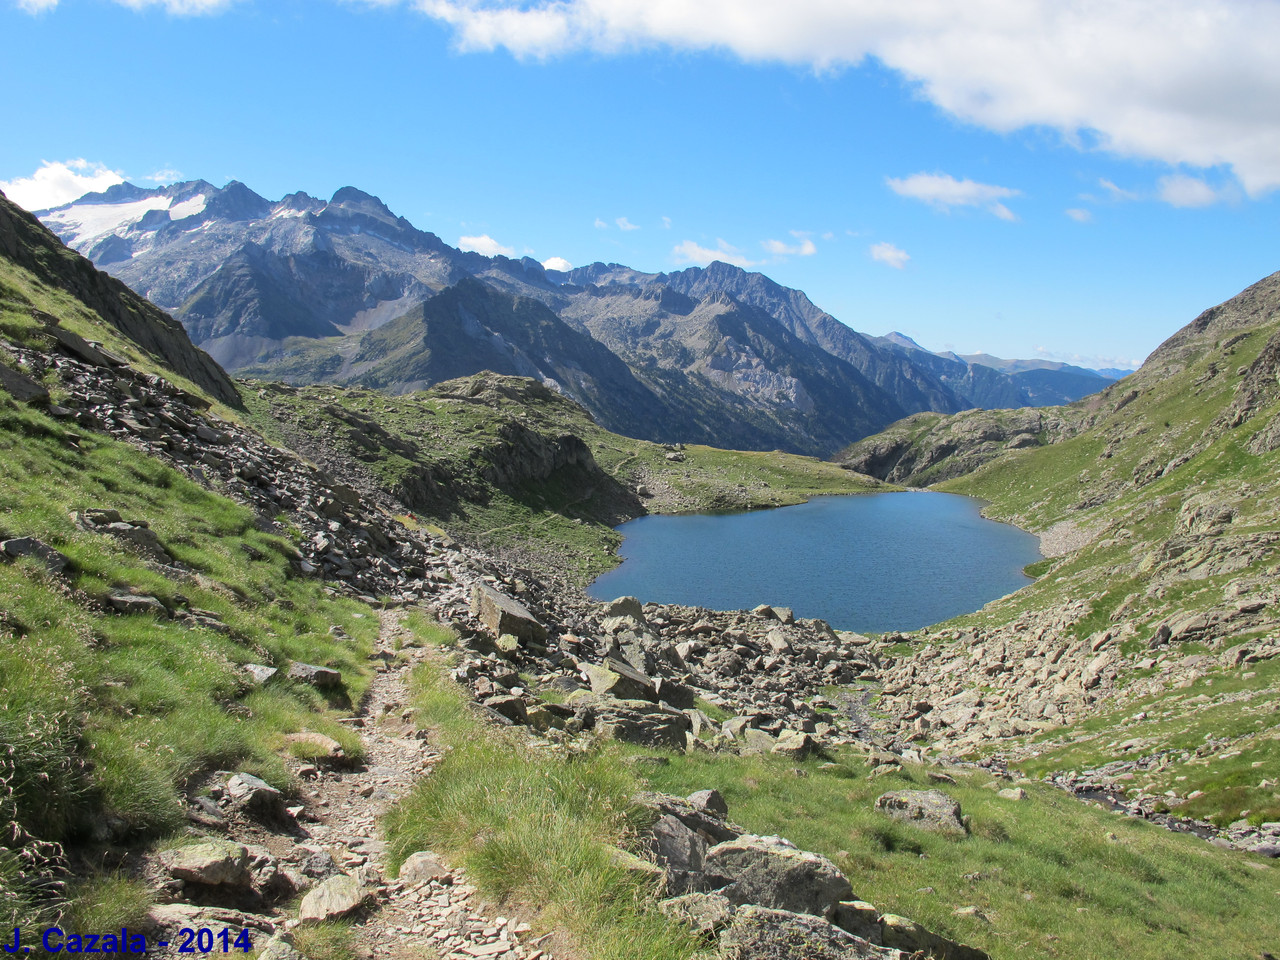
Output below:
[42,196,171,247]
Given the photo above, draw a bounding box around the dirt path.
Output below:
[294,608,553,960]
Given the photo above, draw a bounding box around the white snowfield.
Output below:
[41,196,174,248]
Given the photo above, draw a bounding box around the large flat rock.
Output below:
[470,583,547,644]
[704,834,852,917]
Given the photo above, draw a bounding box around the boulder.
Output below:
[0,537,68,574]
[484,695,528,725]
[658,892,735,938]
[634,791,739,845]
[399,851,452,884]
[704,835,853,916]
[257,935,306,960]
[997,787,1028,801]
[470,583,547,645]
[0,363,48,404]
[159,841,251,887]
[874,790,967,836]
[741,728,778,755]
[647,814,708,894]
[831,901,882,942]
[582,660,657,702]
[687,789,729,818]
[226,772,285,817]
[107,592,168,616]
[602,596,646,621]
[718,906,906,959]
[592,698,690,749]
[244,664,278,685]
[771,732,818,760]
[879,914,989,960]
[288,662,342,689]
[298,874,372,923]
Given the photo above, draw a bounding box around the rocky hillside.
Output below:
[35,179,1114,456]
[843,269,1280,844]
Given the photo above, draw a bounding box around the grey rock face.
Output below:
[704,835,853,916]
[874,790,967,836]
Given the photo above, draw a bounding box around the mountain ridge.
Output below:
[36,179,1119,455]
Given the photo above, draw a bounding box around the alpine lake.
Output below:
[587,491,1043,633]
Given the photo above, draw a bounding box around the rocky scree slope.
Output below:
[37,179,1112,456]
[844,269,1280,842]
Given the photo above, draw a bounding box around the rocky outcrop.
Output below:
[0,189,240,407]
[638,790,988,960]
[838,407,1081,485]
[874,790,967,836]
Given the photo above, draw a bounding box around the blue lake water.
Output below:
[587,492,1043,633]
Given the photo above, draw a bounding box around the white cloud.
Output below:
[1157,173,1220,208]
[15,0,58,12]
[1098,178,1139,202]
[594,217,609,229]
[0,159,125,211]
[458,233,515,256]
[145,167,182,183]
[671,238,757,268]
[616,216,639,231]
[869,241,910,269]
[887,172,1021,219]
[405,0,1280,195]
[541,256,573,271]
[1065,208,1092,222]
[661,216,672,229]
[761,232,817,257]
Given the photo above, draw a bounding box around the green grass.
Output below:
[627,744,1280,960]
[0,393,378,925]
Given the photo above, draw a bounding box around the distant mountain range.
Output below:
[36,180,1128,456]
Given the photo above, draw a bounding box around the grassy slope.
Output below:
[240,376,888,585]
[388,616,1280,960]
[885,295,1280,828]
[1,261,381,930]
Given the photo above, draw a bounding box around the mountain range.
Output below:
[36,180,1124,456]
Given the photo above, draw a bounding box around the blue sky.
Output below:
[4,0,1280,370]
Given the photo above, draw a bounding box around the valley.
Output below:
[2,184,1278,960]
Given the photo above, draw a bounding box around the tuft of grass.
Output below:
[60,876,154,935]
[289,922,357,960]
